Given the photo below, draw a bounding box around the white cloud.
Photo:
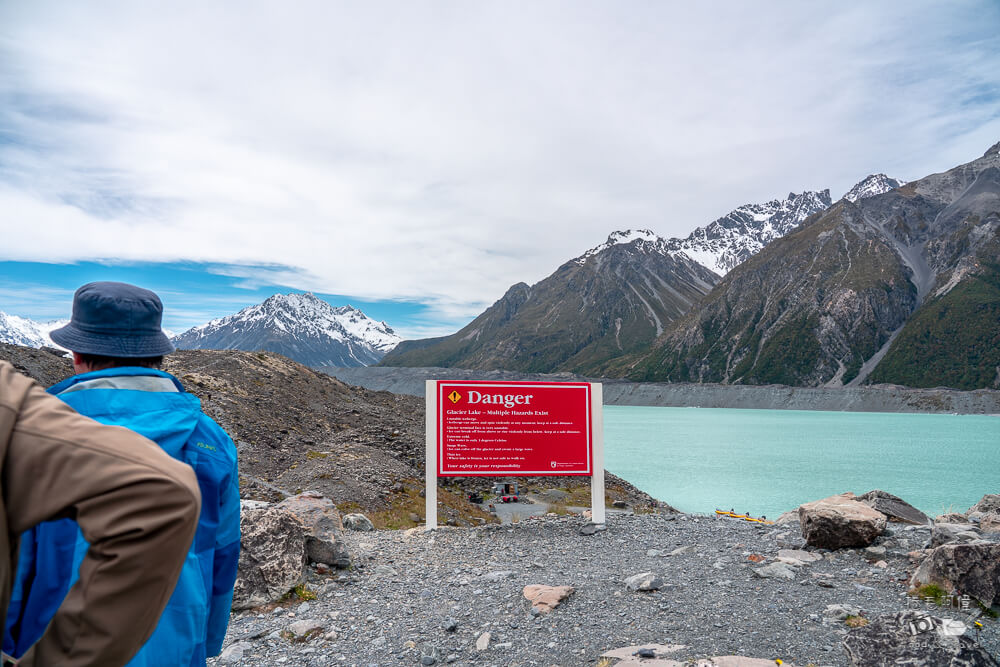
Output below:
[1,1,999,327]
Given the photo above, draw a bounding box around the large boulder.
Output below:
[274,492,351,568]
[798,493,887,549]
[981,512,1000,534]
[856,489,930,525]
[910,542,1000,606]
[968,494,1000,515]
[343,513,375,531]
[842,611,996,666]
[233,505,308,610]
[930,522,982,548]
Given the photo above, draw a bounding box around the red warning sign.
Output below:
[436,381,592,476]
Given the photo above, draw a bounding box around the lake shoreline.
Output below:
[320,366,1000,415]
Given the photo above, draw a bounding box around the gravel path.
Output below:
[209,513,1000,666]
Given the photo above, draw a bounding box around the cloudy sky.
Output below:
[2,2,999,337]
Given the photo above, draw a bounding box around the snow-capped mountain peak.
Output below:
[0,311,69,349]
[174,293,401,367]
[842,174,905,202]
[666,189,833,275]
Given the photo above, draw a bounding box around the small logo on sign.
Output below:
[448,390,462,404]
[551,461,557,468]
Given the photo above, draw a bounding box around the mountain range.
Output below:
[380,170,916,378]
[381,230,719,374]
[0,312,67,349]
[172,293,401,367]
[622,144,1000,389]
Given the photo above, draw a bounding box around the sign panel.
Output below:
[436,381,592,476]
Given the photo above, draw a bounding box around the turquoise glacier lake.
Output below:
[602,406,999,519]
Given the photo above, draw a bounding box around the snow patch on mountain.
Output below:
[842,174,905,203]
[575,229,690,265]
[0,311,69,349]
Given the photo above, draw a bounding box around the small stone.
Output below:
[523,584,575,613]
[442,617,458,632]
[752,562,796,580]
[668,545,696,556]
[218,641,252,664]
[625,572,663,592]
[285,619,325,641]
[475,632,491,651]
[580,523,606,536]
[342,513,375,531]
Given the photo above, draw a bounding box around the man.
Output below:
[0,360,201,666]
[4,282,241,666]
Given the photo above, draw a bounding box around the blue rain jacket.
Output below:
[3,368,240,665]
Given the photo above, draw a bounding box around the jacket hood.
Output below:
[49,368,201,459]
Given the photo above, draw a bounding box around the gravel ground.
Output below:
[208,512,1000,666]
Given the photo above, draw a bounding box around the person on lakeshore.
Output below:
[0,360,202,666]
[3,282,241,666]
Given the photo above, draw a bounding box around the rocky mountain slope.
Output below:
[173,293,401,367]
[624,142,1000,389]
[0,343,658,525]
[380,231,719,375]
[0,311,67,348]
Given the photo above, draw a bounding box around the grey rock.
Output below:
[482,570,516,582]
[864,545,887,558]
[910,542,1000,605]
[274,492,352,568]
[843,611,996,666]
[857,489,930,525]
[579,523,606,536]
[931,522,982,548]
[799,493,886,549]
[777,549,822,564]
[342,513,375,531]
[823,603,861,620]
[218,641,253,664]
[233,506,307,610]
[372,564,398,578]
[936,512,970,524]
[969,494,1000,515]
[285,619,325,640]
[667,545,696,556]
[625,572,663,592]
[752,563,796,580]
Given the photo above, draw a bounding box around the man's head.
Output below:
[49,282,174,374]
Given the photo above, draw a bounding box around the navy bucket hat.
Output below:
[49,281,176,357]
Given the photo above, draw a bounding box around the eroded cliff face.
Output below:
[624,143,1000,388]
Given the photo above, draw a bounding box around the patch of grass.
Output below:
[845,615,869,628]
[910,583,950,606]
[546,503,573,516]
[282,583,317,603]
[305,450,329,460]
[595,658,614,667]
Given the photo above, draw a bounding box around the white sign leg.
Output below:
[425,380,438,531]
[590,383,605,525]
